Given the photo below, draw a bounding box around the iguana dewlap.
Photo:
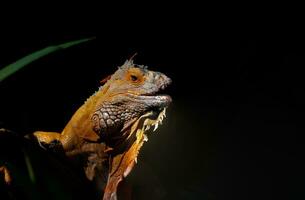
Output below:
[32,60,172,200]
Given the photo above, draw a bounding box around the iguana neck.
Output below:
[60,87,107,151]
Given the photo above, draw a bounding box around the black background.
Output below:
[1,10,305,200]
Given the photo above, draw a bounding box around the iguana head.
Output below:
[91,60,171,146]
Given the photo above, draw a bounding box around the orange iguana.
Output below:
[15,60,172,199]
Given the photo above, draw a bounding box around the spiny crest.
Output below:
[97,59,149,91]
[119,59,148,71]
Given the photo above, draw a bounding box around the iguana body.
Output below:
[31,60,172,199]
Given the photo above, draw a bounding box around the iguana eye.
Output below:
[127,68,144,83]
[130,75,138,82]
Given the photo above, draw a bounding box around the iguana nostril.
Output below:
[162,73,171,84]
[159,74,171,90]
[166,76,172,85]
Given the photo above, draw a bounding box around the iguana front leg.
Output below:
[32,131,73,151]
[32,131,78,150]
[33,127,99,151]
[33,131,61,144]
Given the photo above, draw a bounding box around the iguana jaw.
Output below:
[91,92,171,142]
[100,94,171,151]
[120,81,172,138]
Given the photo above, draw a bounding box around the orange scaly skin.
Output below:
[34,88,107,151]
[32,60,172,200]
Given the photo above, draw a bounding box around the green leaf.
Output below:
[23,148,36,184]
[0,37,95,82]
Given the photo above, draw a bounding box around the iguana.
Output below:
[10,60,172,200]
